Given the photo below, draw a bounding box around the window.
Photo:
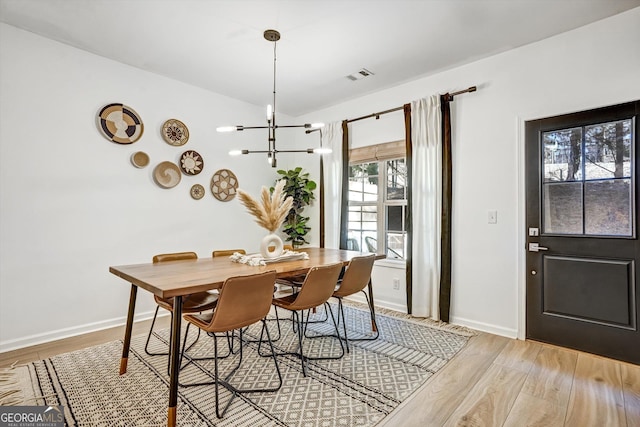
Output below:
[347,157,407,259]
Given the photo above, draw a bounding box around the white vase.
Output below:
[260,233,284,259]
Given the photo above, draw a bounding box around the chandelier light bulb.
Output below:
[267,104,273,121]
[216,126,237,133]
[313,147,333,154]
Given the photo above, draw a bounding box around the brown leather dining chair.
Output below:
[327,254,377,352]
[212,249,246,258]
[270,262,345,377]
[144,252,219,369]
[180,270,282,419]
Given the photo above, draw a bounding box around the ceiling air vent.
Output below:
[346,68,374,81]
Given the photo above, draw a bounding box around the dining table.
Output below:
[109,247,382,427]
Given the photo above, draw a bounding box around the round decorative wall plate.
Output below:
[190,184,205,200]
[162,119,189,146]
[180,150,203,175]
[130,151,150,168]
[98,103,144,144]
[153,161,181,188]
[210,169,238,201]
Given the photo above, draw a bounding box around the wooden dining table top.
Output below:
[109,247,379,299]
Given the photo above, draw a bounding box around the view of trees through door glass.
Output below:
[348,158,407,259]
[542,118,635,236]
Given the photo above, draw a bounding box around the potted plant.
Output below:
[273,167,317,248]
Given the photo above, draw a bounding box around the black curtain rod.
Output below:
[345,86,477,124]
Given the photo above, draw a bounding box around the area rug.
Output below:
[3,304,472,426]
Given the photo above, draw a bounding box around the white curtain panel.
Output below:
[321,121,343,249]
[411,95,442,319]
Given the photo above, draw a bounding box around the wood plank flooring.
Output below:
[1,319,638,426]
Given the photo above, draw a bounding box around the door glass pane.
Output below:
[542,182,583,234]
[584,119,632,180]
[543,127,583,182]
[585,179,632,236]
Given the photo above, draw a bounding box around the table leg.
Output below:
[366,279,378,332]
[120,284,138,375]
[167,295,182,427]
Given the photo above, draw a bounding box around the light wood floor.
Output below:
[1,318,638,427]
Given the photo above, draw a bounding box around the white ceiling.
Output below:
[2,0,639,116]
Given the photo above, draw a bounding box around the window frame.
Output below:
[347,141,407,260]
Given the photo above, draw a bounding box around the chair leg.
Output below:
[145,306,169,357]
[338,298,350,353]
[244,305,281,344]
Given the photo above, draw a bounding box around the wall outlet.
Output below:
[393,278,400,290]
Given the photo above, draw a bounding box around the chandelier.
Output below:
[217,29,329,168]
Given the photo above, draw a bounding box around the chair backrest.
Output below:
[212,249,246,258]
[346,238,360,251]
[203,270,277,333]
[333,255,375,297]
[287,263,343,311]
[153,251,198,263]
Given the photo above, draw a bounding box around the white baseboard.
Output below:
[0,310,161,353]
[450,315,518,339]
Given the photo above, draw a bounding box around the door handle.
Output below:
[528,243,549,252]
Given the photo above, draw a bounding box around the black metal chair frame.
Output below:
[179,318,282,418]
[260,302,344,377]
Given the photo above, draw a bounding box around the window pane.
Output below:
[387,159,407,200]
[542,182,583,234]
[386,232,405,259]
[349,162,378,202]
[348,205,377,252]
[386,205,404,232]
[585,179,632,236]
[584,119,632,180]
[543,127,582,182]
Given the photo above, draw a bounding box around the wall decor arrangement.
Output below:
[190,184,205,200]
[210,169,238,201]
[97,103,144,144]
[130,151,150,168]
[180,150,203,175]
[153,161,181,189]
[161,119,189,146]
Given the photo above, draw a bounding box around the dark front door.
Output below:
[525,100,640,365]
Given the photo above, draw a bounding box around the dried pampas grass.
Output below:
[237,180,293,233]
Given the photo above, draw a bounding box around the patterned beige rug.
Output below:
[1,304,471,426]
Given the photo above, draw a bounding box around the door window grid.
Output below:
[541,118,635,237]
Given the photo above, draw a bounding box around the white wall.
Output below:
[0,24,303,351]
[300,7,640,337]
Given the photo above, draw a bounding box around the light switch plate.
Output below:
[488,210,497,224]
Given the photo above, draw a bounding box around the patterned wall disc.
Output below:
[162,119,189,146]
[153,161,181,189]
[130,151,150,168]
[180,150,203,175]
[98,103,144,144]
[190,184,205,200]
[210,169,238,201]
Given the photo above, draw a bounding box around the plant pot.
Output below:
[260,233,284,259]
